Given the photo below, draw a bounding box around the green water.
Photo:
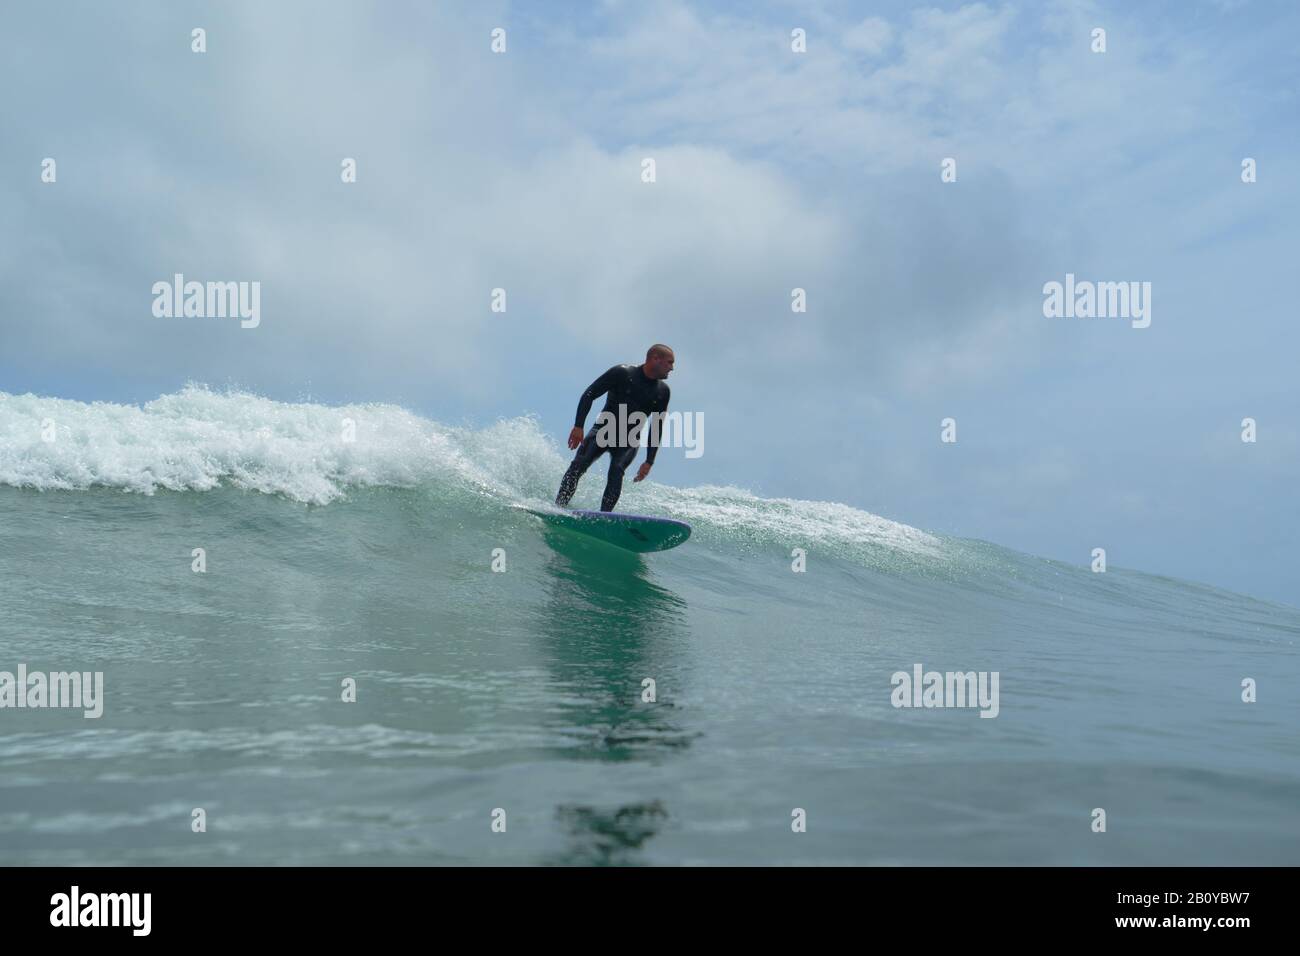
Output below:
[1,483,1297,865]
[0,388,1297,865]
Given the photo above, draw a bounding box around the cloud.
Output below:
[2,0,1299,603]
[843,17,894,57]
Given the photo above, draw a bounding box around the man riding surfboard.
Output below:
[555,344,674,512]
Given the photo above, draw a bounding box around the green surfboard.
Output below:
[524,507,691,553]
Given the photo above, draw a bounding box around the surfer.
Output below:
[555,345,674,512]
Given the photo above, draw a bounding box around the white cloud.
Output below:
[843,17,893,56]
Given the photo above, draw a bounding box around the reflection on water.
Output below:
[550,800,670,866]
[536,529,687,638]
[533,528,696,759]
[533,529,692,863]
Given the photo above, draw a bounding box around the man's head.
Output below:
[644,344,675,380]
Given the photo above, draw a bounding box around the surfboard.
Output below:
[523,507,691,553]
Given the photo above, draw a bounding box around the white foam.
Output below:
[0,385,939,555]
[643,483,942,557]
[0,385,538,505]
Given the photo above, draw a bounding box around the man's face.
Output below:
[649,352,675,379]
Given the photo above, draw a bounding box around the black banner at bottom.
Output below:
[0,866,1284,941]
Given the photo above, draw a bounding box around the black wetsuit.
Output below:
[555,364,671,512]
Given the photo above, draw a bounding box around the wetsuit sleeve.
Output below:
[645,386,669,465]
[573,366,620,429]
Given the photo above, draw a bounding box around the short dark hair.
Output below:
[646,344,674,360]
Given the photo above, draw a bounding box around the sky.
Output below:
[1,0,1297,605]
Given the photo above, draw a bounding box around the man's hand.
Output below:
[633,462,652,483]
[568,427,584,450]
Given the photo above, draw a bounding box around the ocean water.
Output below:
[1,386,1297,866]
